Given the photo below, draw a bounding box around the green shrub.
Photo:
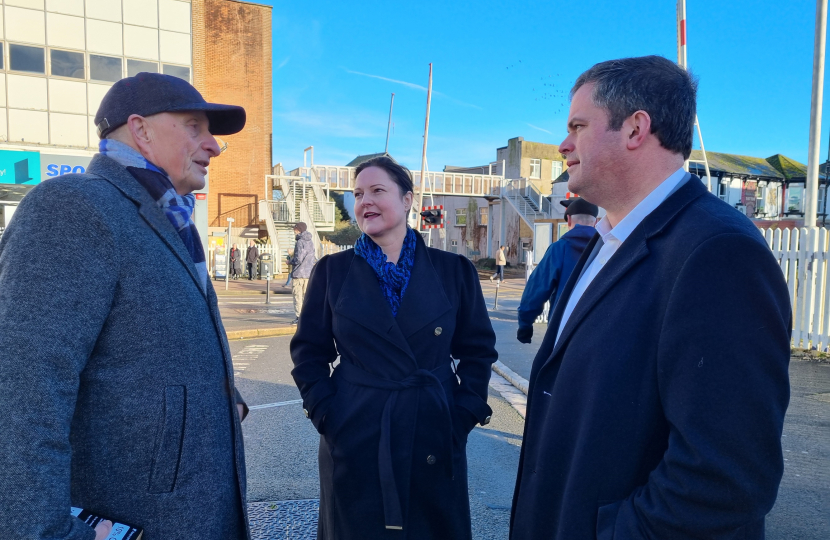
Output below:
[476,257,496,270]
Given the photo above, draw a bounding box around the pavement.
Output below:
[223,276,830,539]
[213,276,297,339]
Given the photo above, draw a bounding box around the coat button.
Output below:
[434,327,442,336]
[303,408,309,418]
[482,415,492,425]
[426,455,436,465]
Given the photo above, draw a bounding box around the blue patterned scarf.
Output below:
[99,139,208,294]
[354,227,417,317]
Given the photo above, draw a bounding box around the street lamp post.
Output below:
[225,217,234,291]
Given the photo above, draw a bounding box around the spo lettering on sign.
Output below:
[46,164,87,177]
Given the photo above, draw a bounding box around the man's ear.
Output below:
[623,110,652,151]
[126,114,152,151]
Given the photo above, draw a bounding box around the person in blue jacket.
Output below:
[516,197,598,343]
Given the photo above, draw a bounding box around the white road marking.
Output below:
[249,399,303,410]
[232,344,271,376]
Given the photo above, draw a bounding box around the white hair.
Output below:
[569,214,596,226]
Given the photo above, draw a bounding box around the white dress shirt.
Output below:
[555,167,688,345]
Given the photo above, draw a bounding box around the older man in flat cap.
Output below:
[0,73,251,539]
[516,197,599,344]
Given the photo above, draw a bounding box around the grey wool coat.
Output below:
[0,155,250,540]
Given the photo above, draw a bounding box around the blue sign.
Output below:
[0,150,41,185]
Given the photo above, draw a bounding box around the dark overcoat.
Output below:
[231,247,243,274]
[0,155,249,540]
[510,176,792,539]
[291,234,497,540]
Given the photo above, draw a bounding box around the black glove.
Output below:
[517,325,533,344]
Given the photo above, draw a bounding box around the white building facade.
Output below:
[0,0,193,230]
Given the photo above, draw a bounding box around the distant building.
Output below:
[0,0,273,251]
[496,136,567,194]
[688,150,828,225]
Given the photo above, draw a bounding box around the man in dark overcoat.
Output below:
[246,239,259,280]
[0,73,251,539]
[510,56,791,539]
[291,233,497,540]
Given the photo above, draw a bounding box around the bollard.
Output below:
[265,271,271,305]
[494,280,500,310]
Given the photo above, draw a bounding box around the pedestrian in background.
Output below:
[246,239,259,280]
[510,56,791,540]
[0,72,251,540]
[290,156,497,539]
[289,221,314,325]
[230,242,242,280]
[490,245,506,282]
[516,197,598,344]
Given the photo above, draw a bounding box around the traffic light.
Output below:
[420,205,444,229]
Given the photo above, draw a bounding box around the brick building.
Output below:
[193,0,272,231]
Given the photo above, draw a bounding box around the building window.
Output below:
[551,160,563,179]
[787,186,804,213]
[127,59,159,77]
[455,208,467,226]
[0,43,4,70]
[163,64,191,82]
[529,158,541,179]
[450,240,458,254]
[50,50,85,79]
[479,206,488,226]
[718,178,728,202]
[756,185,766,213]
[9,44,45,74]
[819,186,827,215]
[90,54,122,82]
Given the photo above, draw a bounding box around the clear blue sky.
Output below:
[263,0,826,173]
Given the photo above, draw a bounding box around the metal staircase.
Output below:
[260,173,334,267]
[502,178,552,227]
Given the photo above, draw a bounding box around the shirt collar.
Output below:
[595,167,687,244]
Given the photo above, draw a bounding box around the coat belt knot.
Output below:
[336,362,456,531]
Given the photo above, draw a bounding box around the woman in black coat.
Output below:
[290,156,497,540]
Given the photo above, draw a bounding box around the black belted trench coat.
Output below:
[290,234,497,540]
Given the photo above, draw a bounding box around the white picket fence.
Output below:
[761,227,830,350]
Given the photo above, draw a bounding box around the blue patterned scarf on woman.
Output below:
[354,227,417,317]
[99,139,207,293]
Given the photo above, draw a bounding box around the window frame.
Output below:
[455,208,467,227]
[49,48,86,80]
[8,43,46,75]
[126,58,160,78]
[89,53,124,83]
[529,158,541,179]
[162,63,191,82]
[551,160,563,179]
[478,206,488,226]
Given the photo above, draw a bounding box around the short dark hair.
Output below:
[571,55,698,159]
[355,156,414,196]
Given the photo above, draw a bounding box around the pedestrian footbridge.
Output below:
[259,160,557,271]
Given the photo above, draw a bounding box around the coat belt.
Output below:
[335,361,456,531]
